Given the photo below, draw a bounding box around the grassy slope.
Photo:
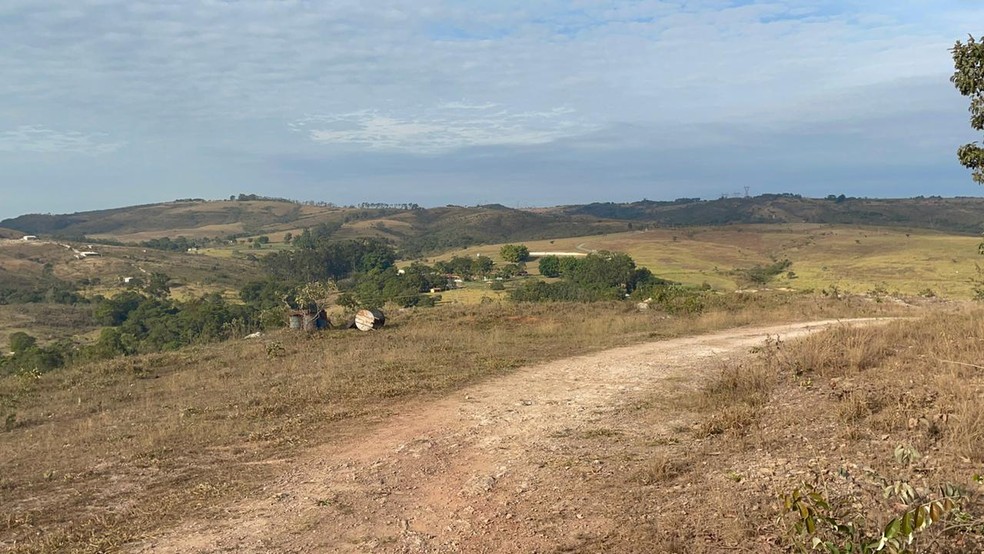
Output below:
[0,201,624,253]
[0,201,334,241]
[618,308,984,552]
[432,224,983,298]
[0,296,914,553]
[0,239,262,348]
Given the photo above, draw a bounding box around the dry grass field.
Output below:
[0,295,921,553]
[617,307,984,552]
[431,224,983,298]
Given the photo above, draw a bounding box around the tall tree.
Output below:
[951,36,984,184]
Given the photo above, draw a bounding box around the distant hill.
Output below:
[0,199,626,257]
[3,195,983,257]
[0,200,329,240]
[0,227,24,240]
[562,195,984,235]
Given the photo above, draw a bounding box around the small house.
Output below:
[21,235,37,241]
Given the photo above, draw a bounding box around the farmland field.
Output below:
[430,224,983,298]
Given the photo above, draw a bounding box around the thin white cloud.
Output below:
[0,126,124,155]
[0,0,980,220]
[292,105,596,152]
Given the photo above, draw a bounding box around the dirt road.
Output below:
[130,319,888,553]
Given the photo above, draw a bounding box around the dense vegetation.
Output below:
[564,195,984,235]
[0,285,263,376]
[511,251,676,303]
[0,270,81,305]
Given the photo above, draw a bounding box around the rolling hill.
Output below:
[561,194,984,234]
[0,199,627,256]
[3,196,984,258]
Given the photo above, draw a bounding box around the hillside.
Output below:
[3,196,983,259]
[0,200,625,256]
[0,238,262,349]
[562,195,984,235]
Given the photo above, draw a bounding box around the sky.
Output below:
[1,0,982,220]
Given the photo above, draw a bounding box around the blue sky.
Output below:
[0,0,982,219]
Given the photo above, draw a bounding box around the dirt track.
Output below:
[130,319,889,553]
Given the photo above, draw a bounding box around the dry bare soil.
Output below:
[128,319,894,553]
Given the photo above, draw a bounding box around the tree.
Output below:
[952,36,984,184]
[500,244,530,263]
[538,255,561,277]
[145,272,171,299]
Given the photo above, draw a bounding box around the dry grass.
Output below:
[0,294,906,552]
[607,306,984,552]
[433,224,984,298]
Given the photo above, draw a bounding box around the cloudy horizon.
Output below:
[1,0,982,220]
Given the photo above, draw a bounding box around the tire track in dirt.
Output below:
[130,318,893,553]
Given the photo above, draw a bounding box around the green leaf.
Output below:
[899,511,913,537]
[883,517,901,539]
[914,505,926,530]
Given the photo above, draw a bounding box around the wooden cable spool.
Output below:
[354,309,385,331]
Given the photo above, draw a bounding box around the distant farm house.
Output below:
[76,251,100,259]
[21,235,38,241]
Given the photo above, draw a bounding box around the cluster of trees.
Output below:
[357,202,421,210]
[86,292,259,359]
[230,193,296,202]
[262,237,397,282]
[433,256,494,279]
[731,259,792,286]
[259,237,452,308]
[0,332,67,375]
[0,276,81,305]
[140,236,226,252]
[512,251,671,302]
[287,222,343,248]
[499,244,530,262]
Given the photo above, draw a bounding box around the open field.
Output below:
[0,295,923,552]
[431,224,984,298]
